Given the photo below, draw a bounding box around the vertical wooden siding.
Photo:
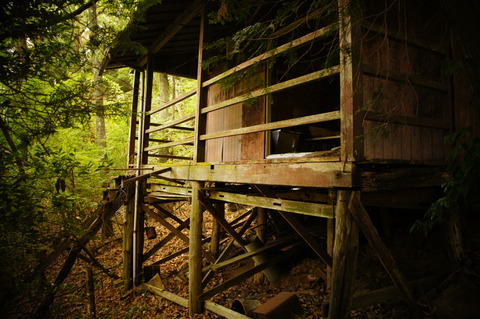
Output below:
[359,0,452,163]
[205,69,265,162]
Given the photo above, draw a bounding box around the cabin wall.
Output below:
[358,0,452,164]
[205,69,266,162]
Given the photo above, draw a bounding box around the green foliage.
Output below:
[412,128,480,235]
[203,0,338,95]
[0,0,138,315]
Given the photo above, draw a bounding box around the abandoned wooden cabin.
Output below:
[107,0,479,317]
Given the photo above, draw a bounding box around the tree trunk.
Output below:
[89,4,107,149]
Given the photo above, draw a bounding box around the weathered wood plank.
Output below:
[363,64,449,92]
[205,236,296,272]
[143,218,190,261]
[200,111,340,141]
[351,275,443,310]
[207,190,334,218]
[144,137,194,152]
[148,88,196,116]
[279,212,332,272]
[199,243,300,302]
[201,66,340,115]
[199,193,247,249]
[144,284,189,307]
[146,114,195,134]
[364,112,450,130]
[138,0,205,66]
[151,161,354,188]
[359,166,446,191]
[145,206,215,263]
[204,300,252,319]
[203,24,338,87]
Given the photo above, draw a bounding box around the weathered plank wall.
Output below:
[359,0,452,163]
[205,69,266,161]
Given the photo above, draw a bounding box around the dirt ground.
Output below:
[50,207,480,319]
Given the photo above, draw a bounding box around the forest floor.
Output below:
[49,205,480,319]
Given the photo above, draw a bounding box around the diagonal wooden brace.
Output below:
[198,193,248,251]
[347,191,422,317]
[145,206,216,263]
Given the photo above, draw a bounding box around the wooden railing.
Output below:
[142,22,341,163]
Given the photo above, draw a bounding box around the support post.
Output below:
[327,189,336,291]
[328,190,358,319]
[210,201,224,258]
[127,70,141,169]
[189,181,204,316]
[338,0,363,162]
[193,4,207,163]
[134,181,145,286]
[254,207,266,283]
[122,182,135,291]
[326,218,335,291]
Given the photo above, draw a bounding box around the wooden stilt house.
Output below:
[107,0,479,317]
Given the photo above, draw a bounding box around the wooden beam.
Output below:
[205,236,297,272]
[202,66,340,115]
[208,190,334,218]
[203,23,338,87]
[328,190,358,319]
[144,284,251,319]
[143,218,190,261]
[138,0,204,67]
[202,210,257,286]
[362,65,449,92]
[210,201,224,258]
[198,193,247,249]
[351,275,443,310]
[347,191,422,317]
[148,88,196,116]
[204,301,252,319]
[153,236,211,266]
[359,166,446,191]
[146,114,195,134]
[150,161,354,188]
[151,203,185,225]
[149,184,192,196]
[145,206,215,263]
[279,212,331,272]
[144,284,188,308]
[122,183,135,291]
[144,137,194,152]
[124,167,171,184]
[199,243,301,302]
[200,111,340,141]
